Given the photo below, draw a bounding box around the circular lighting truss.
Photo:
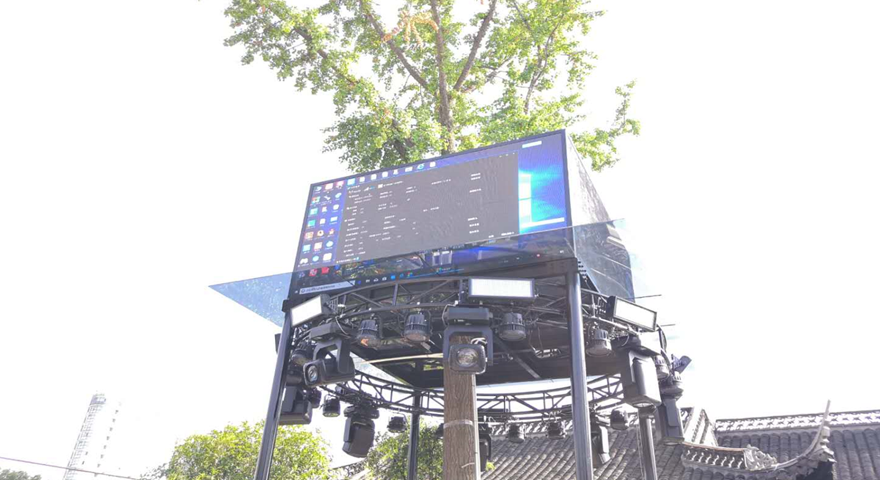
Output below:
[288,275,651,428]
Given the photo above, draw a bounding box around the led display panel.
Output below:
[288,131,597,298]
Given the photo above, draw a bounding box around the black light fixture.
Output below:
[291,342,314,367]
[304,338,356,387]
[654,355,670,380]
[610,408,629,431]
[387,415,407,433]
[404,312,431,343]
[449,343,487,374]
[279,386,313,425]
[506,424,524,444]
[342,405,380,458]
[497,312,527,342]
[355,319,381,349]
[322,397,341,418]
[304,388,322,408]
[591,424,611,466]
[587,328,612,357]
[479,429,492,472]
[547,420,565,440]
[616,350,661,409]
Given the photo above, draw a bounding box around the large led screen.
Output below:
[293,131,571,274]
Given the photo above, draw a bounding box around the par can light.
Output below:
[355,319,381,349]
[404,313,431,343]
[469,278,535,300]
[322,397,341,418]
[497,312,527,342]
[387,415,407,433]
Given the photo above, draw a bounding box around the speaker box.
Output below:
[342,416,376,457]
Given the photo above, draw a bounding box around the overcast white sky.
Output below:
[1,0,879,478]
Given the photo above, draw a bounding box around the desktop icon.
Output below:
[309,269,318,277]
[311,255,320,262]
[321,267,330,274]
[429,161,436,167]
[304,232,314,240]
[326,240,334,247]
[309,208,318,216]
[360,176,366,183]
[323,253,332,261]
[417,164,425,170]
[325,183,333,191]
[319,218,326,225]
[330,216,338,223]
[307,220,316,228]
[302,244,311,252]
[332,204,340,211]
[311,197,319,204]
[314,242,323,251]
[327,228,335,236]
[335,181,344,188]
[347,178,355,185]
[393,169,399,175]
[382,172,388,178]
[405,166,413,172]
[370,173,377,180]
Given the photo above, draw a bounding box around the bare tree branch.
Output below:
[453,0,497,92]
[359,0,431,91]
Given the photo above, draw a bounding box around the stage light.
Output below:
[547,420,565,440]
[617,350,661,409]
[322,397,341,417]
[404,313,431,343]
[303,338,356,387]
[342,406,380,458]
[468,278,535,300]
[479,430,492,472]
[279,386,313,425]
[355,319,381,349]
[586,328,612,357]
[506,424,524,444]
[449,343,487,374]
[290,294,331,328]
[608,296,657,331]
[305,388,322,408]
[387,415,407,433]
[291,342,314,367]
[654,355,670,380]
[610,408,629,431]
[661,371,685,398]
[591,425,611,466]
[497,312,527,342]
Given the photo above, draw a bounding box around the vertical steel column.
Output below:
[567,269,594,480]
[406,393,422,480]
[638,408,658,480]
[254,310,294,480]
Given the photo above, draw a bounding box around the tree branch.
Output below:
[359,0,431,91]
[453,0,497,92]
[509,0,539,44]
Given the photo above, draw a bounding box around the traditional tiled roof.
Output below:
[480,406,880,480]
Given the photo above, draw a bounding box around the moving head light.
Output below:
[279,386,313,425]
[304,336,356,387]
[342,405,380,458]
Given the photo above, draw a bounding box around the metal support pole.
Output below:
[567,269,594,480]
[254,310,294,480]
[407,393,421,480]
[637,408,659,480]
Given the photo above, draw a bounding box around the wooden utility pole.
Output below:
[443,335,480,480]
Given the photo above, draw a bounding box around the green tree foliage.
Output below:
[158,421,333,480]
[0,470,41,480]
[363,421,443,480]
[224,0,640,172]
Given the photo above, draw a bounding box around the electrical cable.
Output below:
[0,455,142,480]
